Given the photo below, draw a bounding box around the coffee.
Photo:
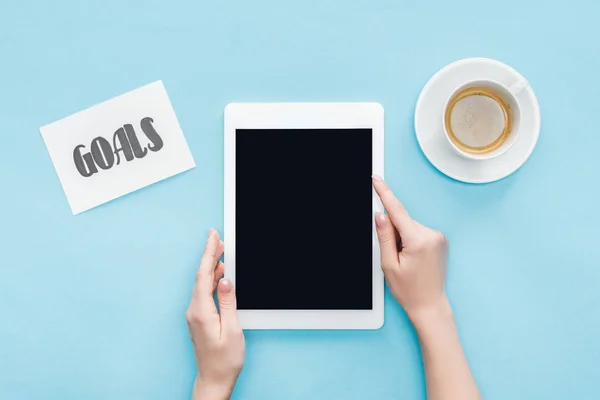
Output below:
[444,86,512,155]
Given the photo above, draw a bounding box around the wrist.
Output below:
[407,297,454,334]
[193,377,234,400]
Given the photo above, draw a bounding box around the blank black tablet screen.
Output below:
[235,129,373,310]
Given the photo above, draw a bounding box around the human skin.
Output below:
[186,178,481,400]
[186,230,244,400]
[372,175,481,400]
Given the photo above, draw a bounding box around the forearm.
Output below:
[192,377,233,400]
[410,299,481,400]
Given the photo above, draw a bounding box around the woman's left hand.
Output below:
[186,229,245,400]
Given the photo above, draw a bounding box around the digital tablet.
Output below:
[224,103,384,329]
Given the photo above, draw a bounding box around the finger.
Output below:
[212,261,225,293]
[217,278,241,337]
[194,229,224,302]
[375,213,400,270]
[211,241,224,292]
[372,176,417,237]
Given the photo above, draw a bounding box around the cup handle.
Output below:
[509,78,529,96]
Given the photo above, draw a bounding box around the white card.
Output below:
[40,81,195,214]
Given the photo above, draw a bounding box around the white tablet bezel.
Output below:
[224,103,384,330]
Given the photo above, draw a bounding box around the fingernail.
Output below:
[208,228,216,239]
[375,212,387,228]
[219,278,232,294]
[372,174,383,182]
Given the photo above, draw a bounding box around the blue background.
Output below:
[1,0,599,399]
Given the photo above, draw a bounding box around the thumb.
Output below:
[217,279,241,335]
[375,213,400,271]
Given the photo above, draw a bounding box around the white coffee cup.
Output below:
[442,78,529,160]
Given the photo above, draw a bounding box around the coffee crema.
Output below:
[444,86,512,155]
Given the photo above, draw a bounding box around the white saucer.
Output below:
[414,58,541,183]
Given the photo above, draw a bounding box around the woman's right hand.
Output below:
[372,175,450,321]
[373,176,481,400]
